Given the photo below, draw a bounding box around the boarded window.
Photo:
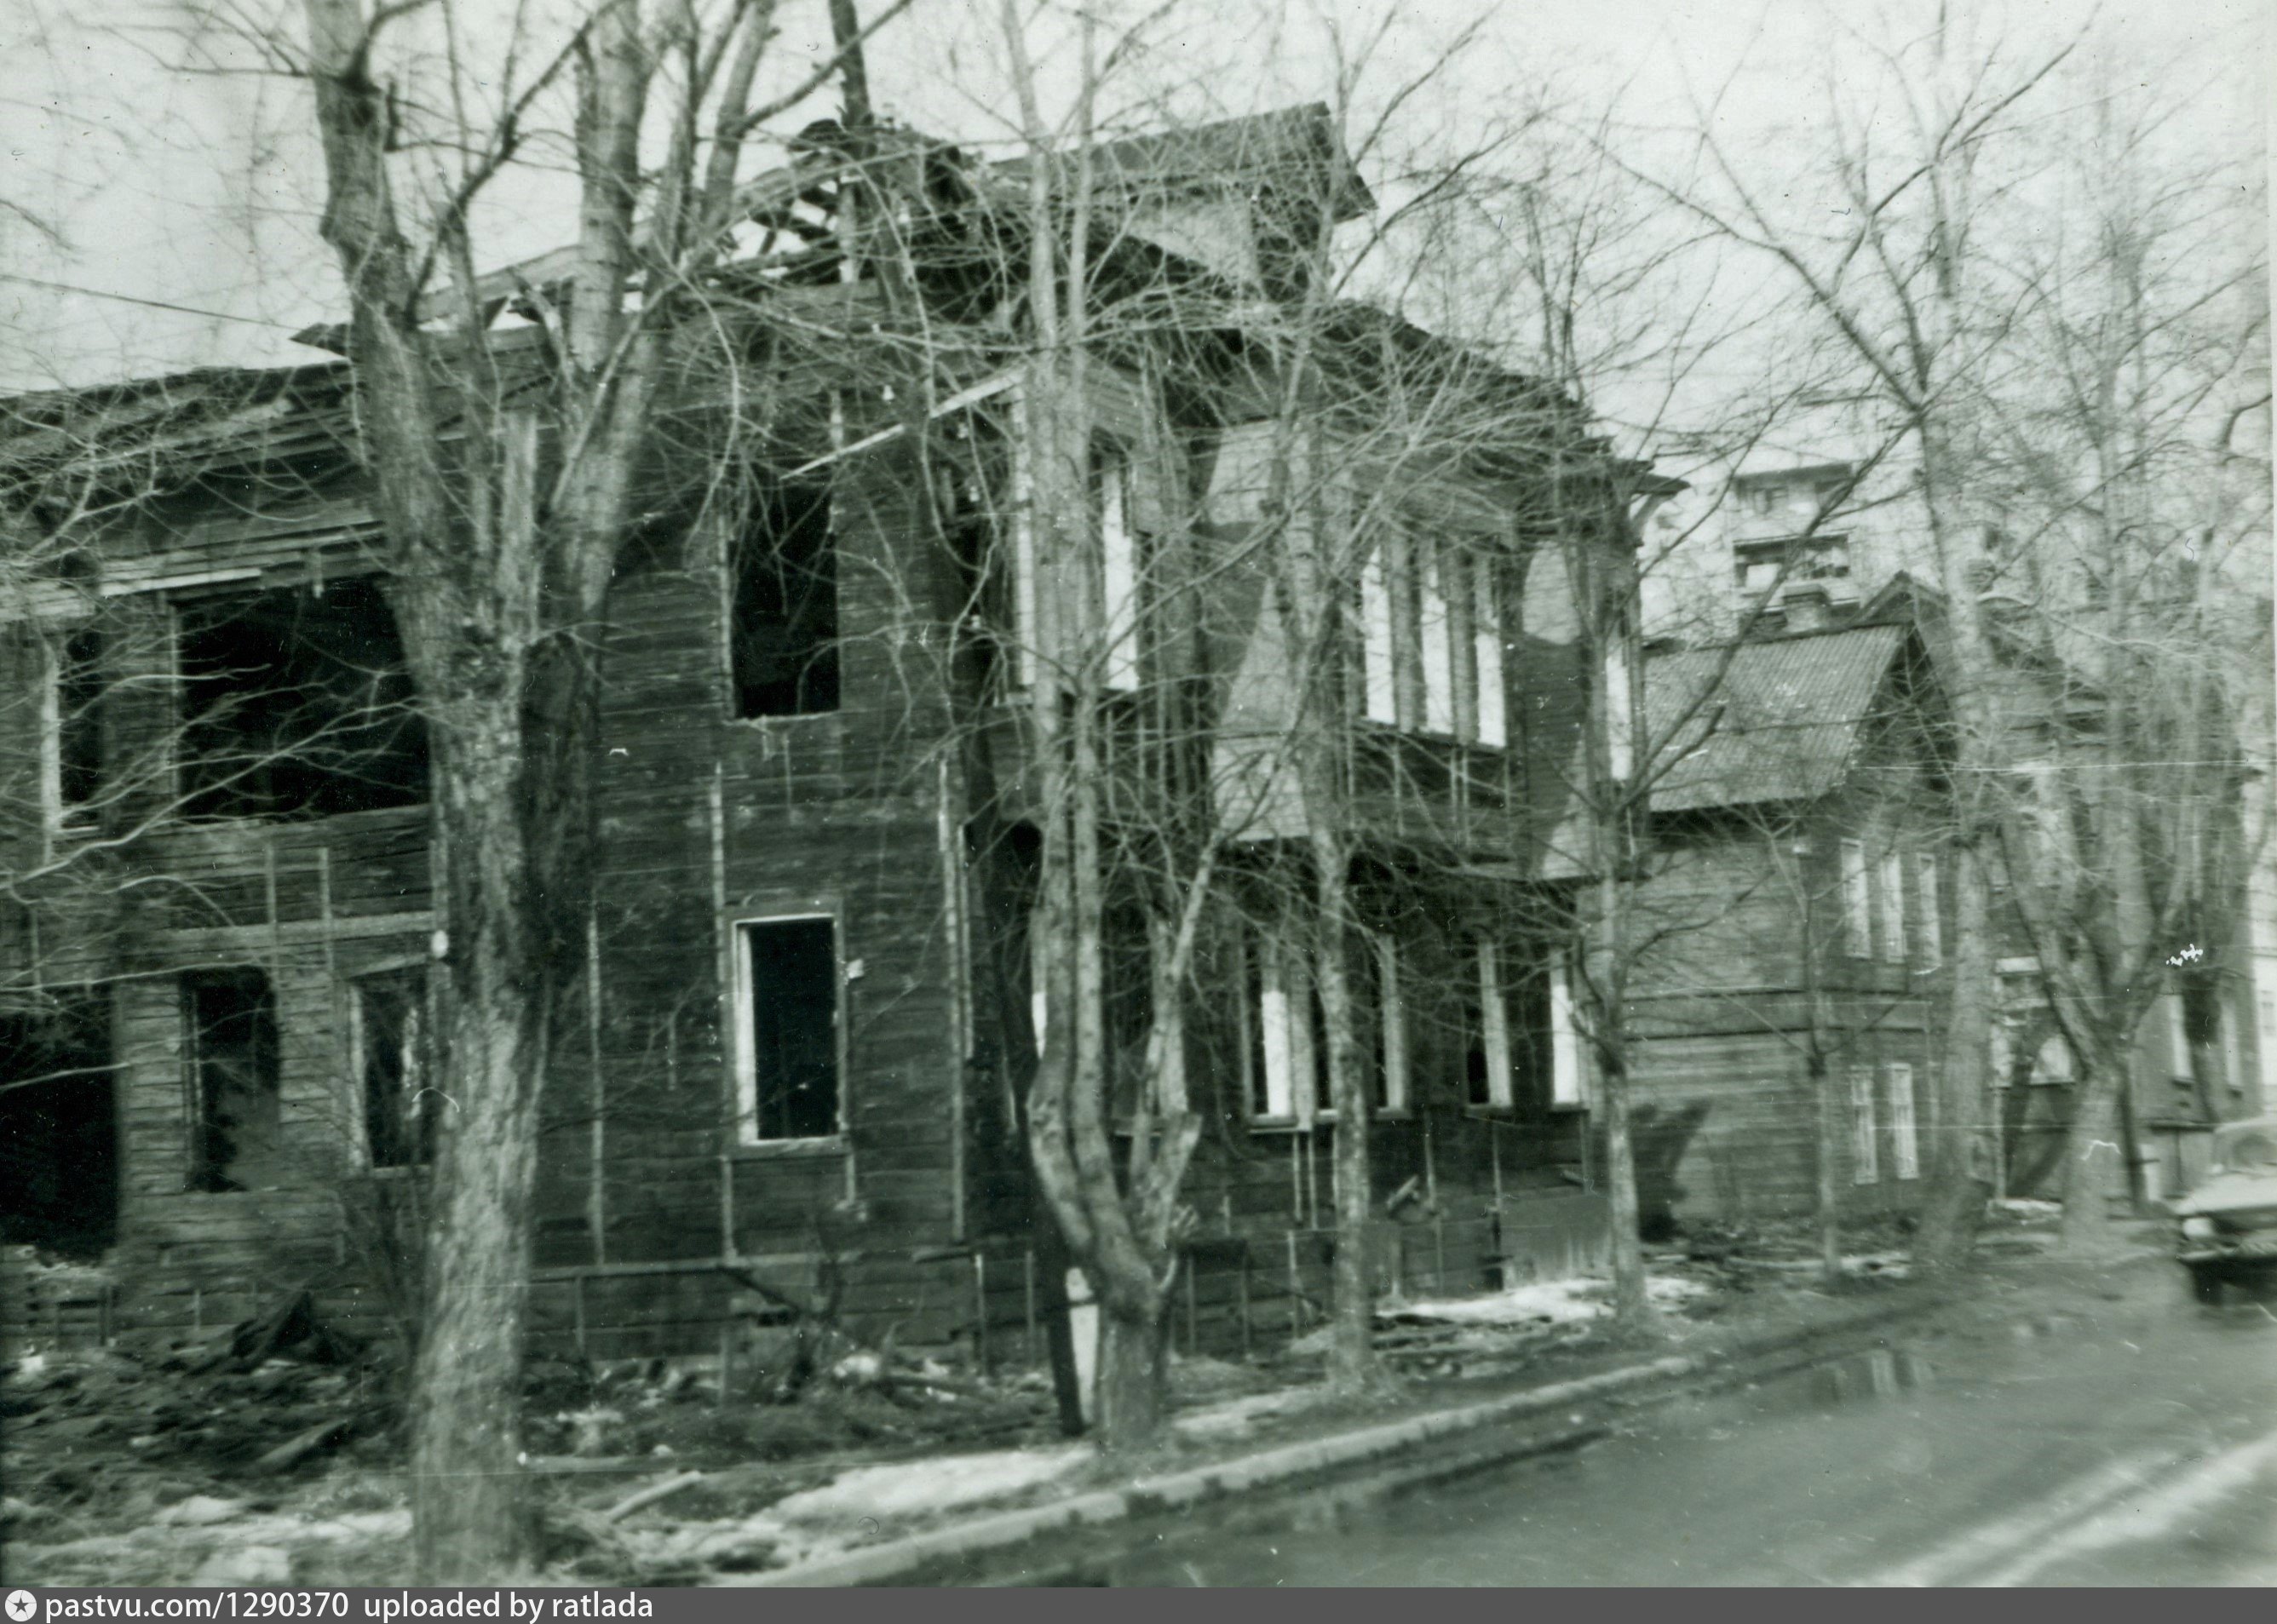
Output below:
[43,627,103,827]
[1879,852,1907,964]
[730,479,840,718]
[0,991,116,1254]
[1841,839,1872,957]
[1849,1064,1878,1184]
[1888,1061,1919,1179]
[184,969,280,1193]
[356,967,435,1168]
[734,917,841,1142]
[177,580,428,820]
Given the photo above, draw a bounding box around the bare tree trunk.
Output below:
[2059,1051,2125,1254]
[1914,843,1996,1273]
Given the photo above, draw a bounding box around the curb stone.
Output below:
[723,1294,1935,1587]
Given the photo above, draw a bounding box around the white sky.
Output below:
[0,0,2266,393]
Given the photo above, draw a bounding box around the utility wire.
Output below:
[0,272,301,331]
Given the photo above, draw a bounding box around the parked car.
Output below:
[2175,1116,2277,1305]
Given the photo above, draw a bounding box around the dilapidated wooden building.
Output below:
[2,106,1635,1359]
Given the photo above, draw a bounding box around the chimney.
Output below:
[1780,582,1833,632]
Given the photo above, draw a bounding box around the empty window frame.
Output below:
[1840,839,1872,957]
[1879,851,1907,964]
[1887,1061,1919,1179]
[733,915,842,1143]
[40,626,103,829]
[0,990,117,1253]
[1917,853,1942,967]
[183,969,280,1193]
[1849,1064,1878,1184]
[729,479,840,718]
[354,967,434,1168]
[939,410,1017,701]
[175,581,428,820]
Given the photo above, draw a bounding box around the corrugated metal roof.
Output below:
[1646,623,1906,811]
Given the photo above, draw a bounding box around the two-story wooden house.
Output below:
[1,106,1630,1359]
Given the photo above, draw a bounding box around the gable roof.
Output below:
[1646,623,1908,812]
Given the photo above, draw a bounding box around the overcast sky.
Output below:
[1,0,2265,394]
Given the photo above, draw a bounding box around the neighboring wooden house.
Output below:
[1544,587,1960,1227]
[0,106,1630,1358]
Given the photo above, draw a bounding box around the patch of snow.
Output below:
[191,1545,291,1587]
[1387,1273,1711,1328]
[768,1445,1086,1525]
[1993,1198,2062,1217]
[1173,1389,1319,1439]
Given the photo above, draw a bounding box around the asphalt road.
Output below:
[1107,1264,2277,1587]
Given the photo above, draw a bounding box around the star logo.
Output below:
[6,1589,39,1623]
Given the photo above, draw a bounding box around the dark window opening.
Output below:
[1348,937,1389,1112]
[940,415,1015,699]
[1104,910,1153,1122]
[1244,932,1270,1118]
[55,627,104,818]
[0,991,117,1257]
[1509,959,1555,1115]
[739,917,841,1140]
[731,479,840,717]
[177,579,428,820]
[185,968,280,1193]
[1461,973,1492,1107]
[357,967,435,1168]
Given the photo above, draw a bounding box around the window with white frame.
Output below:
[1887,1061,1919,1179]
[354,965,435,1168]
[2165,992,2194,1084]
[1548,958,1586,1109]
[1246,929,1401,1123]
[1602,642,1636,780]
[1841,839,1872,957]
[1917,853,1941,967]
[40,626,103,831]
[1849,1064,1879,1183]
[1463,938,1516,1109]
[1879,851,1906,965]
[732,915,842,1143]
[1096,446,1141,691]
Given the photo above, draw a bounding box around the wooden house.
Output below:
[1547,587,1961,1227]
[0,106,1633,1360]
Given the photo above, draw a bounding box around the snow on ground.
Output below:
[1993,1198,2063,1217]
[767,1444,1087,1524]
[1386,1273,1711,1328]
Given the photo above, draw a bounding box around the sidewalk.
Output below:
[721,1279,1941,1587]
[4,1254,1972,1587]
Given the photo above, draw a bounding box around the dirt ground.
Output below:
[2,1204,2086,1586]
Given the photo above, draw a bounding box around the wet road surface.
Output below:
[1107,1271,2277,1586]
